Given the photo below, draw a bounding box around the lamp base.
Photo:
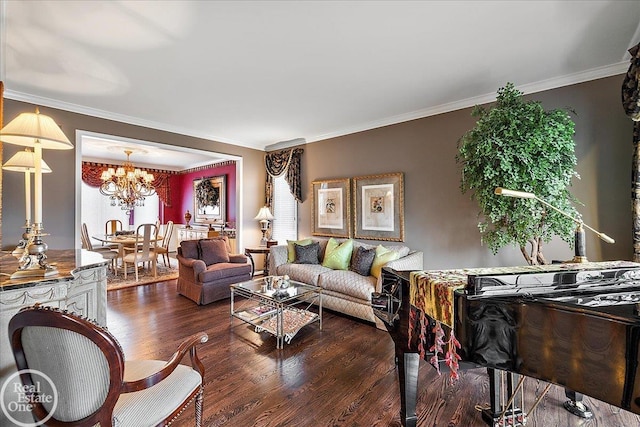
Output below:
[11,227,58,278]
[570,256,589,263]
[10,261,59,279]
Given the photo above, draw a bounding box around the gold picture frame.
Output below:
[312,178,351,238]
[193,175,226,224]
[353,172,404,241]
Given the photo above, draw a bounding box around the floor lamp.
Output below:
[0,108,73,277]
[2,149,52,257]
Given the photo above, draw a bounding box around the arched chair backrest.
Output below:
[8,305,125,426]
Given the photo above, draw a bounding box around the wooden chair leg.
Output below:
[195,388,203,427]
[135,263,139,282]
[124,261,127,279]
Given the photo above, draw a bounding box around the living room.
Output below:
[2,1,640,426]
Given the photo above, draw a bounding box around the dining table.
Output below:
[91,233,163,271]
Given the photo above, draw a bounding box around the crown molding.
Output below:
[306,62,629,144]
[4,60,630,150]
[2,89,259,150]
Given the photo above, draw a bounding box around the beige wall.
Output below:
[2,75,634,268]
[1,99,266,251]
[299,75,634,269]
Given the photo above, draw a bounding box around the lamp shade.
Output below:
[0,108,73,150]
[2,150,52,173]
[254,206,275,221]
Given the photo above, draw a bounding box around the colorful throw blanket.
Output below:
[408,261,640,382]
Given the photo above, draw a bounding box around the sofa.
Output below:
[177,237,252,305]
[268,237,423,329]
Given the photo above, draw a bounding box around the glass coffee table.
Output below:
[230,276,322,349]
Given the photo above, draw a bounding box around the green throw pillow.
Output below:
[287,238,313,263]
[322,238,354,270]
[370,245,400,278]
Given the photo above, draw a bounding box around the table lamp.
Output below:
[254,206,274,246]
[495,187,614,263]
[0,108,74,277]
[2,149,52,257]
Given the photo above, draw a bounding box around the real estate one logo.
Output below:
[1,369,58,427]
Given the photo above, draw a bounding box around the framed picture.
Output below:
[193,175,226,224]
[353,172,404,241]
[312,178,351,238]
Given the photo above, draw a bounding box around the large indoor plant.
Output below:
[457,83,580,265]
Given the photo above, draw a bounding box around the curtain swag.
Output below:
[81,161,175,207]
[622,41,640,261]
[265,148,304,205]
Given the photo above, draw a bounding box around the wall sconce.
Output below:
[0,108,73,277]
[495,187,614,263]
[2,149,52,257]
[254,206,274,246]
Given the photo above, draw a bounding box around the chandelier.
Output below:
[100,150,156,212]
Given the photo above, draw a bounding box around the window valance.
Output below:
[265,148,304,204]
[81,161,175,207]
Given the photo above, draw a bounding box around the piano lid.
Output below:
[465,261,640,298]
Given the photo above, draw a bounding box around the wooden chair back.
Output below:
[9,305,124,426]
[105,219,123,235]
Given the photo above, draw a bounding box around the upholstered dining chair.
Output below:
[8,304,208,427]
[122,223,158,281]
[153,220,174,267]
[81,222,119,275]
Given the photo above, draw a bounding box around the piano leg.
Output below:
[397,350,419,427]
[563,389,593,419]
[483,368,526,427]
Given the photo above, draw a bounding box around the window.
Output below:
[270,174,297,243]
[81,182,159,240]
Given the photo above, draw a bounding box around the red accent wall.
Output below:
[163,164,237,227]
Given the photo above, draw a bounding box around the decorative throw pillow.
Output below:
[349,246,376,276]
[180,240,200,259]
[370,245,400,279]
[322,238,354,270]
[294,241,320,264]
[287,238,313,262]
[199,239,230,265]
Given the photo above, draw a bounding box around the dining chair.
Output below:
[81,223,119,275]
[153,220,174,267]
[122,223,158,281]
[9,304,208,427]
[105,219,123,235]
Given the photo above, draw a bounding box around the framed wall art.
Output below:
[353,172,404,241]
[312,178,351,238]
[194,175,226,224]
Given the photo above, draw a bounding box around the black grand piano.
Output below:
[376,261,640,427]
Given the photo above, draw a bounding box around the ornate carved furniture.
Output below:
[0,250,108,426]
[8,305,208,426]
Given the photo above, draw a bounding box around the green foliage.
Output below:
[456,83,580,261]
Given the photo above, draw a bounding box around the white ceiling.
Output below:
[2,1,640,165]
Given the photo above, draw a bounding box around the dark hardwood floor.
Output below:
[107,280,640,427]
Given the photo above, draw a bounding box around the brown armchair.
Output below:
[8,305,208,426]
[177,237,252,304]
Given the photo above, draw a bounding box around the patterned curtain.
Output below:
[622,41,640,261]
[82,161,175,207]
[265,148,304,205]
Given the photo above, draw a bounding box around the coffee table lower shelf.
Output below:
[232,307,319,348]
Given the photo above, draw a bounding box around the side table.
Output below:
[245,246,271,277]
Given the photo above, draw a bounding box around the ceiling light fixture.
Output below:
[100,149,156,213]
